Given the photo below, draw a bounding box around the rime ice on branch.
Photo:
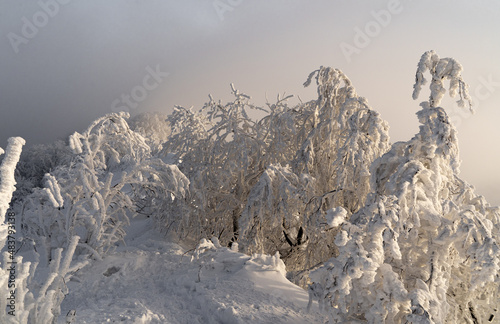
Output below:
[412,50,472,110]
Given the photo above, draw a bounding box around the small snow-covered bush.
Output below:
[1,236,87,324]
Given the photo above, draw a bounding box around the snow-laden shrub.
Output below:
[22,165,136,261]
[238,68,390,274]
[22,113,189,261]
[239,164,312,268]
[162,86,268,245]
[413,50,472,109]
[309,51,500,323]
[1,138,86,323]
[295,67,390,213]
[159,71,389,271]
[1,236,86,324]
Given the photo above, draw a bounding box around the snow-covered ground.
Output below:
[58,216,327,323]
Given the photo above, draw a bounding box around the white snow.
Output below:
[325,207,347,229]
[58,216,327,323]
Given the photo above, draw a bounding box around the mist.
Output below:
[1,0,499,205]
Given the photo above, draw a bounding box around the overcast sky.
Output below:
[1,0,499,205]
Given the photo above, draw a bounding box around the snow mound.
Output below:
[59,217,326,323]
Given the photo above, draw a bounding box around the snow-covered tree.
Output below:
[239,95,309,258]
[309,51,499,323]
[161,86,267,245]
[295,67,390,213]
[22,112,189,260]
[21,113,144,260]
[238,68,390,275]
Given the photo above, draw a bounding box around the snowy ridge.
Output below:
[59,216,326,324]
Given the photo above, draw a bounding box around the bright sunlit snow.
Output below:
[58,216,326,324]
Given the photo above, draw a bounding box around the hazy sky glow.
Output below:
[1,0,499,204]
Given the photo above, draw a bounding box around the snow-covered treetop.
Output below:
[412,50,472,110]
[162,105,211,161]
[69,112,150,170]
[0,137,25,218]
[304,67,355,109]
